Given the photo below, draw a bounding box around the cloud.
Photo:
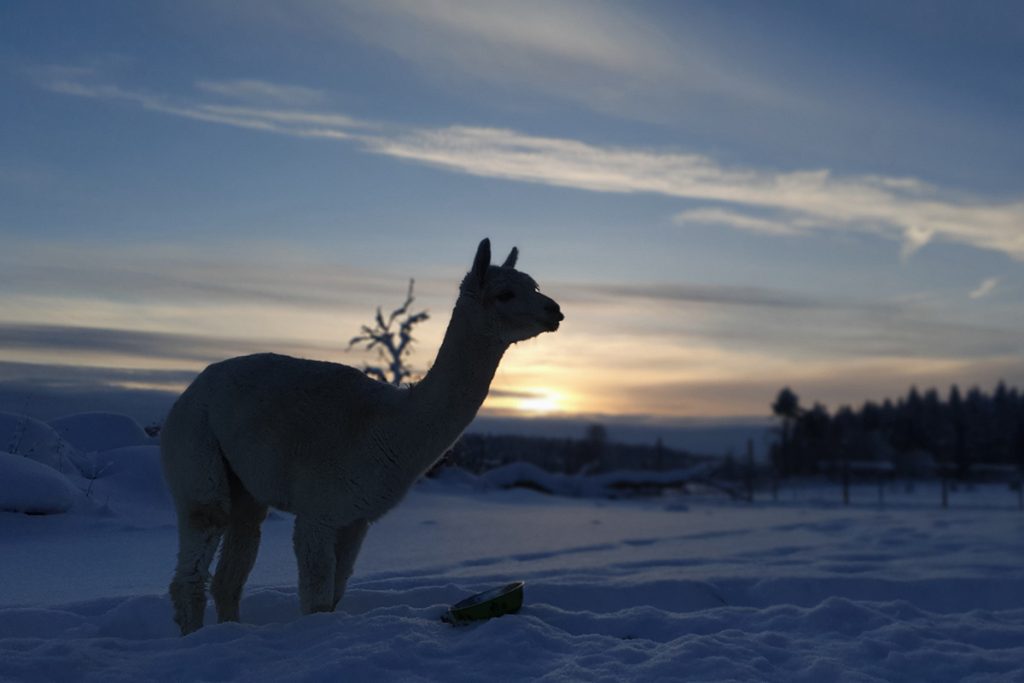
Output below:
[567,282,827,311]
[969,277,999,300]
[0,241,470,381]
[0,360,196,391]
[306,0,788,116]
[900,224,936,259]
[33,67,368,138]
[0,242,410,311]
[350,0,664,73]
[487,388,549,400]
[0,323,336,365]
[557,279,1024,362]
[195,79,327,106]
[32,69,1024,261]
[365,126,1024,260]
[674,208,804,237]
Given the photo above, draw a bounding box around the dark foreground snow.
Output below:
[1,413,1023,682]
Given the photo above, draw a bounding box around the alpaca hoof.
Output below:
[170,581,207,636]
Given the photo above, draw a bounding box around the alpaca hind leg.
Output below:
[169,503,228,635]
[332,519,369,610]
[293,516,337,614]
[162,396,232,635]
[211,475,267,623]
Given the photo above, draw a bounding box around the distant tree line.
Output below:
[771,383,1024,478]
[445,426,704,475]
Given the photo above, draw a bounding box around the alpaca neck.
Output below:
[404,298,506,463]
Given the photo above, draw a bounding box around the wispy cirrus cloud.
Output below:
[370,126,1024,260]
[0,322,314,364]
[969,277,999,300]
[195,78,327,106]
[32,69,1024,262]
[287,0,790,117]
[673,208,805,237]
[33,66,368,138]
[353,0,670,74]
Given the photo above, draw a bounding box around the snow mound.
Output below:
[0,452,79,514]
[49,412,151,453]
[86,446,171,515]
[480,461,593,495]
[0,412,87,474]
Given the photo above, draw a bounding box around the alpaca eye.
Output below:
[496,290,516,302]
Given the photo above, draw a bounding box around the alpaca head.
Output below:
[459,238,563,345]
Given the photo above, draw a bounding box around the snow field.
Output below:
[1,412,1023,681]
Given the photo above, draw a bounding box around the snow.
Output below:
[0,452,78,514]
[48,412,152,454]
[0,412,88,474]
[2,411,1024,682]
[83,445,174,514]
[478,461,716,498]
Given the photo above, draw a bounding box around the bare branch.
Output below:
[347,279,429,386]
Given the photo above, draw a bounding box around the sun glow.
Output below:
[515,390,562,415]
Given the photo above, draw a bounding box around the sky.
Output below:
[1,0,1023,431]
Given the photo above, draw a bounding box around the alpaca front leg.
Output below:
[333,519,369,610]
[293,516,337,614]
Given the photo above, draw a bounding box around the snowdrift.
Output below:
[0,412,163,517]
[0,451,78,514]
[0,412,90,474]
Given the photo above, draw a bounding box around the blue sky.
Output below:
[1,0,1023,425]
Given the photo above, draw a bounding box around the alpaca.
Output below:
[160,238,562,635]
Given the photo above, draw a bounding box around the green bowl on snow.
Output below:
[446,581,525,623]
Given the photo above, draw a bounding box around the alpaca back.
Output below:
[164,353,404,521]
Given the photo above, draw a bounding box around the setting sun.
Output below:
[515,390,562,415]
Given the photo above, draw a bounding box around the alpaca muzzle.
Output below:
[544,301,564,331]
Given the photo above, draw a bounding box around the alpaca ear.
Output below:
[471,238,491,287]
[501,247,518,269]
